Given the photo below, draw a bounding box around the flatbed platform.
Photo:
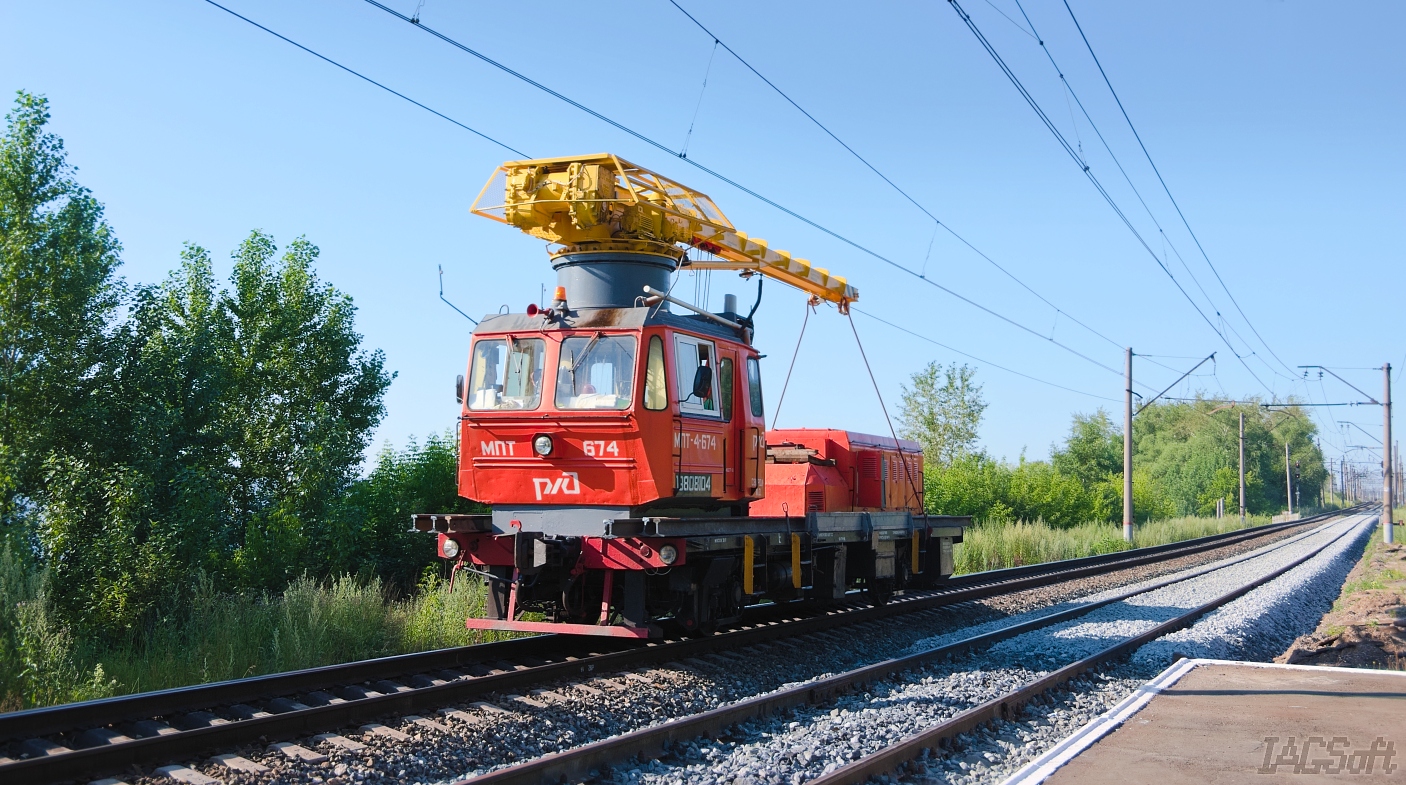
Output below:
[1006,658,1406,784]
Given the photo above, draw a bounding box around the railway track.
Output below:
[452,510,1369,785]
[0,508,1357,784]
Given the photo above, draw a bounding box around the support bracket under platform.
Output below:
[465,618,659,639]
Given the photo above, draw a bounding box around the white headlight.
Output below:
[533,434,553,456]
[442,538,461,558]
[658,544,678,565]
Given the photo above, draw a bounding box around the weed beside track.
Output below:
[0,567,513,712]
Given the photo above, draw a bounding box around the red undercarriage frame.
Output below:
[444,532,686,639]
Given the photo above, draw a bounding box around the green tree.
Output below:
[1132,399,1324,516]
[899,362,986,465]
[37,249,241,629]
[215,233,393,590]
[1197,466,1241,516]
[924,453,1009,521]
[1051,409,1122,488]
[1007,459,1095,527]
[39,234,394,630]
[328,432,484,588]
[0,92,121,537]
[924,453,1095,527]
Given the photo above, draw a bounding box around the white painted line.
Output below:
[999,656,1200,785]
[1000,657,1406,785]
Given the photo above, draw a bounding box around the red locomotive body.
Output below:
[413,155,965,638]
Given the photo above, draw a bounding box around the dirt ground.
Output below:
[1277,523,1406,669]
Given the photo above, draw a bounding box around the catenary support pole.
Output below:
[1124,348,1134,542]
[1385,363,1394,543]
[1239,412,1246,522]
[1285,442,1293,515]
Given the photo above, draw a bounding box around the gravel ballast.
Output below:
[595,514,1375,785]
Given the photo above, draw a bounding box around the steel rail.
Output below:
[453,512,1367,784]
[809,511,1375,784]
[0,508,1356,783]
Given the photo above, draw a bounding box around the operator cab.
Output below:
[456,249,766,536]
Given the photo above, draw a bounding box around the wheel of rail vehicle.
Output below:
[865,577,894,606]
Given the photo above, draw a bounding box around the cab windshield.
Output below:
[467,337,545,410]
[555,334,636,410]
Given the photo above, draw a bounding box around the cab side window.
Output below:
[718,357,734,422]
[467,337,545,410]
[673,334,721,418]
[644,335,668,411]
[746,356,764,419]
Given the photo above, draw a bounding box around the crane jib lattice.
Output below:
[470,153,857,307]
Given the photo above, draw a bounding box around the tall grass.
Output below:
[0,552,508,711]
[953,514,1273,574]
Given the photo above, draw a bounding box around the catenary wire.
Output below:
[663,0,1126,354]
[1010,0,1253,361]
[357,0,1135,380]
[198,0,523,157]
[854,307,1119,402]
[942,0,1274,395]
[1060,0,1295,377]
[983,0,1038,38]
[680,38,719,158]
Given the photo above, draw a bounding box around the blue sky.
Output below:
[2,0,1401,471]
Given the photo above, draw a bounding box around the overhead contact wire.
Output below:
[854,307,1120,401]
[199,0,523,156]
[1061,0,1295,377]
[665,0,1125,353]
[209,0,1191,399]
[943,0,1273,395]
[1011,0,1231,332]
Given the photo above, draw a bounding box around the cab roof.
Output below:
[471,305,748,344]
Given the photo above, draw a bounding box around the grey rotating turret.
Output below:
[551,250,680,309]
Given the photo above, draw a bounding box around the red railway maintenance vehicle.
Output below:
[413,154,966,638]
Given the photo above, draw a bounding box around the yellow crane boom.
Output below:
[470,153,857,307]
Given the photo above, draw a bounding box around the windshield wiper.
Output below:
[570,332,604,374]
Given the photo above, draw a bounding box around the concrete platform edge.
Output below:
[998,657,1406,785]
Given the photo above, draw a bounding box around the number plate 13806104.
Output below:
[675,473,713,496]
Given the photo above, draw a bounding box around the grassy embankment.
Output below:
[952,513,1275,574]
[0,555,505,712]
[2,513,1298,712]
